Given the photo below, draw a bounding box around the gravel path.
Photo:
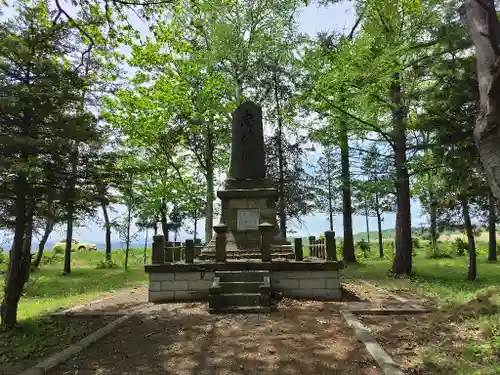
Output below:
[48,301,381,375]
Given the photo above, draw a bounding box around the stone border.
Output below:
[341,311,405,375]
[340,281,433,375]
[17,315,131,375]
[145,260,344,273]
[52,295,115,316]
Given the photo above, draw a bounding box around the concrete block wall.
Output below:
[271,270,341,300]
[148,271,214,302]
[147,269,342,303]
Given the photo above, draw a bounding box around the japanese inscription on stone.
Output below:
[228,101,266,180]
[237,209,260,231]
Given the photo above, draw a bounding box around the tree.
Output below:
[461,0,500,201]
[0,2,99,326]
[353,143,395,258]
[311,145,341,232]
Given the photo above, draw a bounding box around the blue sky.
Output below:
[0,2,427,247]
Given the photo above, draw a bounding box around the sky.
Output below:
[0,1,427,247]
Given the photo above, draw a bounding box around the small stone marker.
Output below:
[213,223,228,262]
[152,235,165,264]
[294,238,303,261]
[185,239,194,263]
[325,231,337,261]
[259,222,274,262]
[308,235,316,257]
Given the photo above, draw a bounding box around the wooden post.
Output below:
[185,239,194,263]
[294,237,303,261]
[308,235,316,257]
[259,222,274,262]
[152,235,165,264]
[213,223,228,262]
[325,231,337,261]
[165,241,174,262]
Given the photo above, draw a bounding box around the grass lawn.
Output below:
[343,245,500,375]
[0,248,148,373]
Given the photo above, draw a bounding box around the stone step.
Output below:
[201,247,293,254]
[208,306,272,314]
[198,253,295,261]
[216,270,269,282]
[213,293,261,307]
[215,281,262,294]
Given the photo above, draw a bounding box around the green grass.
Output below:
[342,244,500,375]
[0,248,148,372]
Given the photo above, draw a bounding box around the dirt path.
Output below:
[48,299,381,375]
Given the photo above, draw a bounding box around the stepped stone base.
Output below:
[145,261,343,305]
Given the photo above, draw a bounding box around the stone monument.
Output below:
[216,101,284,251]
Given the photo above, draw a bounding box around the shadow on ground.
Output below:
[48,301,381,375]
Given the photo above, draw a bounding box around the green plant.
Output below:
[454,238,468,257]
[52,244,64,254]
[412,237,421,249]
[96,260,119,269]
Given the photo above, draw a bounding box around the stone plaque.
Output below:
[237,209,260,230]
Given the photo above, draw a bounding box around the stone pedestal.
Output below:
[217,182,282,251]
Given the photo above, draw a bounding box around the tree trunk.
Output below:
[340,117,355,262]
[124,204,131,270]
[143,228,148,264]
[101,202,112,262]
[430,199,438,254]
[327,150,334,232]
[160,200,168,240]
[1,177,28,327]
[488,191,497,261]
[365,205,370,247]
[462,0,500,200]
[22,201,35,283]
[193,212,198,240]
[34,198,55,268]
[273,72,287,238]
[375,199,384,258]
[63,146,78,275]
[205,130,214,243]
[462,196,477,280]
[391,73,413,276]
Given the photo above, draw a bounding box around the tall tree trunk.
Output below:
[124,204,131,270]
[21,201,35,283]
[273,72,287,238]
[365,204,370,247]
[488,191,497,261]
[327,149,334,232]
[430,199,438,254]
[391,73,413,276]
[143,228,148,264]
[340,117,355,262]
[63,146,78,275]
[375,197,384,258]
[193,212,198,240]
[462,0,500,200]
[205,130,214,243]
[462,196,477,280]
[1,177,28,327]
[160,200,168,241]
[34,198,55,268]
[101,202,112,262]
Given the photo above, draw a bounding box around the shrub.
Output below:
[0,250,6,265]
[412,237,421,249]
[52,244,65,254]
[96,260,119,269]
[454,238,468,256]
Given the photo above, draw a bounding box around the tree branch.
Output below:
[316,93,395,147]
